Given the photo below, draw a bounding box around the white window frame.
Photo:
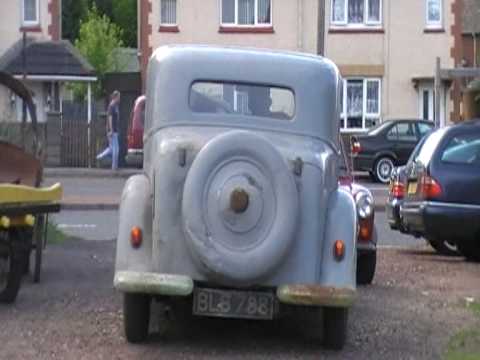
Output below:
[340,77,381,131]
[220,0,273,27]
[22,0,40,27]
[160,0,177,26]
[330,0,382,28]
[426,0,443,29]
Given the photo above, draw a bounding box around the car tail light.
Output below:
[420,175,442,200]
[391,181,405,199]
[351,139,361,155]
[333,240,345,261]
[130,226,142,248]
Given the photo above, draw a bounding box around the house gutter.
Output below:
[297,0,304,51]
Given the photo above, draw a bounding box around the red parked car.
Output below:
[125,95,146,167]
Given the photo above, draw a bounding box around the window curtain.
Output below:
[24,0,37,22]
[348,0,364,24]
[366,81,379,114]
[367,0,380,22]
[258,0,271,24]
[161,0,177,24]
[238,0,255,25]
[427,0,441,22]
[222,0,235,23]
[332,0,346,22]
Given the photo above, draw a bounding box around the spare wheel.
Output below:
[182,130,299,284]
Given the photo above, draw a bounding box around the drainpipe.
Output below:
[297,0,304,51]
[317,0,325,55]
[473,32,477,67]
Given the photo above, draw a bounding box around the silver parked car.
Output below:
[114,45,357,350]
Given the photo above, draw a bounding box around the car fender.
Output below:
[374,151,398,164]
[115,174,153,273]
[320,188,357,289]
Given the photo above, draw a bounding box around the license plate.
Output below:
[193,287,275,320]
[408,182,417,195]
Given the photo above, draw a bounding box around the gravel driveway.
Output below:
[0,239,479,359]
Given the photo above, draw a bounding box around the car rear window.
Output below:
[441,133,480,165]
[189,81,295,120]
[416,127,448,165]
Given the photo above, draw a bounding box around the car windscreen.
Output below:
[441,133,480,165]
[189,82,295,121]
[416,127,449,166]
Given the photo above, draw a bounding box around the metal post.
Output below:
[87,82,92,168]
[434,57,442,128]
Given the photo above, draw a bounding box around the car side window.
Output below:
[441,134,480,165]
[396,123,416,141]
[417,123,433,138]
[387,125,398,140]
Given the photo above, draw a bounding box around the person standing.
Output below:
[97,90,120,170]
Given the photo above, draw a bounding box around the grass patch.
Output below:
[444,302,480,360]
[46,221,68,245]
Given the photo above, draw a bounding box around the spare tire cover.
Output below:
[182,130,299,283]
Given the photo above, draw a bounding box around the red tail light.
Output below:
[420,175,442,199]
[351,140,361,155]
[391,182,405,199]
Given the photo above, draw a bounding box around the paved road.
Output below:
[2,239,478,359]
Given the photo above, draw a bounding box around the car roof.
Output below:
[145,45,342,143]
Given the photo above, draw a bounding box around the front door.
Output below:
[419,86,434,122]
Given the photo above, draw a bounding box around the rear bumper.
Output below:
[125,149,143,167]
[400,201,480,239]
[114,271,193,296]
[114,271,355,308]
[386,198,403,230]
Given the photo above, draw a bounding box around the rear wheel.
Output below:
[123,293,151,343]
[457,239,480,262]
[323,307,348,350]
[426,237,459,256]
[356,251,376,285]
[374,157,395,184]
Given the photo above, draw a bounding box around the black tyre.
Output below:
[356,251,376,285]
[323,307,348,350]
[123,293,151,343]
[373,156,395,184]
[426,237,459,256]
[0,233,26,304]
[457,239,480,262]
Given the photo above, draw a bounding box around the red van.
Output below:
[125,95,146,167]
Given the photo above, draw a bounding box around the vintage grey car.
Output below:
[114,45,357,350]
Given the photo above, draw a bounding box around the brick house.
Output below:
[0,0,96,124]
[138,0,473,130]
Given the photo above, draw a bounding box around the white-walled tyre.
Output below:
[374,157,395,184]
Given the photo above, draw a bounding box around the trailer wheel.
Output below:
[0,232,25,303]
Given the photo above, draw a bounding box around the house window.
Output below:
[161,0,177,25]
[221,0,272,26]
[340,78,381,130]
[22,0,39,26]
[331,0,381,27]
[426,0,442,28]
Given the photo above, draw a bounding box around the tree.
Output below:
[62,0,89,42]
[112,0,137,48]
[73,5,125,99]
